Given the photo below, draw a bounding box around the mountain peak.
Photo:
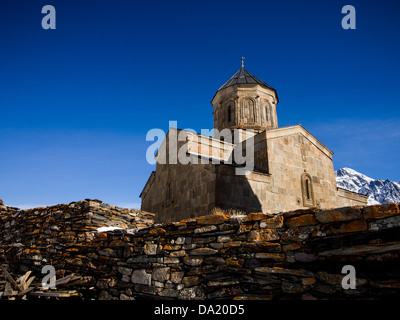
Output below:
[335,168,400,205]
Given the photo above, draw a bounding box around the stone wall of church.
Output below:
[264,130,337,212]
[215,127,367,215]
[212,84,278,133]
[141,161,217,224]
[215,165,270,214]
[263,127,367,212]
[337,188,369,207]
[141,129,220,224]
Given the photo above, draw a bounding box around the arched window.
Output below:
[227,105,232,123]
[242,98,255,123]
[301,173,315,207]
[305,179,311,200]
[265,105,269,122]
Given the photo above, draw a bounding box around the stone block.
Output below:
[255,267,314,278]
[339,219,367,233]
[315,207,361,224]
[131,269,152,285]
[158,288,180,297]
[183,256,203,266]
[281,225,319,242]
[260,215,284,228]
[171,271,185,284]
[204,256,225,265]
[163,257,181,264]
[285,214,317,227]
[241,241,281,253]
[238,223,253,233]
[194,225,218,233]
[149,227,166,236]
[144,244,158,255]
[189,247,218,255]
[254,253,285,262]
[247,229,279,242]
[118,266,133,276]
[282,281,304,294]
[294,252,317,262]
[244,212,268,223]
[119,293,135,300]
[152,267,170,282]
[121,275,130,282]
[225,257,245,267]
[178,286,206,300]
[183,276,203,287]
[369,215,400,231]
[362,203,399,220]
[210,242,223,250]
[217,235,232,243]
[163,244,181,250]
[175,237,186,244]
[170,250,186,257]
[197,214,230,225]
[282,242,302,252]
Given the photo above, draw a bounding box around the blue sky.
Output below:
[0,0,399,209]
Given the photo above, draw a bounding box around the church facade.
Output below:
[140,67,368,223]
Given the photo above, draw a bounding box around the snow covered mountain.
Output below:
[335,167,400,205]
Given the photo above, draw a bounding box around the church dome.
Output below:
[211,65,279,133]
[218,68,277,96]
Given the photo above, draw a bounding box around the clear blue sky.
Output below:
[1,0,399,209]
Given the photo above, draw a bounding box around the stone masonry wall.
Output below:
[1,200,400,300]
[0,200,154,278]
[142,161,217,224]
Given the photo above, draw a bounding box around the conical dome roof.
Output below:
[218,68,274,91]
[216,68,278,102]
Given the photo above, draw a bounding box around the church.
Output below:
[140,64,368,223]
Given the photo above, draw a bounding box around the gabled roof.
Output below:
[218,68,275,91]
[266,125,334,159]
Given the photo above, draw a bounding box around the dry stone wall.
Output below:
[0,200,154,279]
[1,200,400,300]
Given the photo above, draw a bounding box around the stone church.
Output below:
[140,66,368,223]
